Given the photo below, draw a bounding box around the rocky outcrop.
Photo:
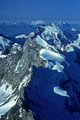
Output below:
[0,36,45,120]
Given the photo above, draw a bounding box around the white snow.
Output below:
[71,34,80,49]
[40,49,65,63]
[71,28,76,31]
[0,36,10,49]
[0,83,16,104]
[10,43,21,55]
[75,34,80,47]
[15,60,23,73]
[19,108,23,118]
[0,55,7,59]
[46,61,64,72]
[0,52,7,59]
[15,60,20,73]
[31,20,45,25]
[53,62,64,72]
[41,25,58,40]
[0,37,5,49]
[0,82,17,118]
[46,61,54,69]
[0,83,13,96]
[41,24,66,41]
[54,86,69,97]
[0,51,2,55]
[28,32,35,38]
[67,46,74,52]
[12,43,22,51]
[36,35,57,51]
[15,34,27,39]
[0,95,18,118]
[36,36,48,48]
[18,74,31,90]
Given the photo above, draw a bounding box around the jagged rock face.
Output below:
[0,44,22,86]
[0,36,45,120]
[0,43,23,119]
[1,104,34,120]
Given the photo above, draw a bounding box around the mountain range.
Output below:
[0,21,80,120]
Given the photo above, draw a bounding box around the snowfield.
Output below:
[36,35,48,48]
[0,83,18,117]
[0,96,18,118]
[54,86,69,97]
[0,36,10,49]
[40,49,65,62]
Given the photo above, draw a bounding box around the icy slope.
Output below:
[0,36,11,50]
[40,49,65,62]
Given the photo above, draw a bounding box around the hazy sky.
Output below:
[0,0,80,22]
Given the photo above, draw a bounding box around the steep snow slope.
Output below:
[40,48,65,62]
[0,36,11,50]
[41,24,66,40]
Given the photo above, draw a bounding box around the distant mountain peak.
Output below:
[30,20,45,25]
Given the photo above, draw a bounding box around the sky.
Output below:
[0,0,80,22]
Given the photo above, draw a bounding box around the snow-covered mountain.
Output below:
[0,34,12,51]
[0,22,80,120]
[0,22,37,37]
[30,20,45,26]
[58,21,80,32]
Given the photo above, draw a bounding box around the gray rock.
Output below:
[0,37,45,120]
